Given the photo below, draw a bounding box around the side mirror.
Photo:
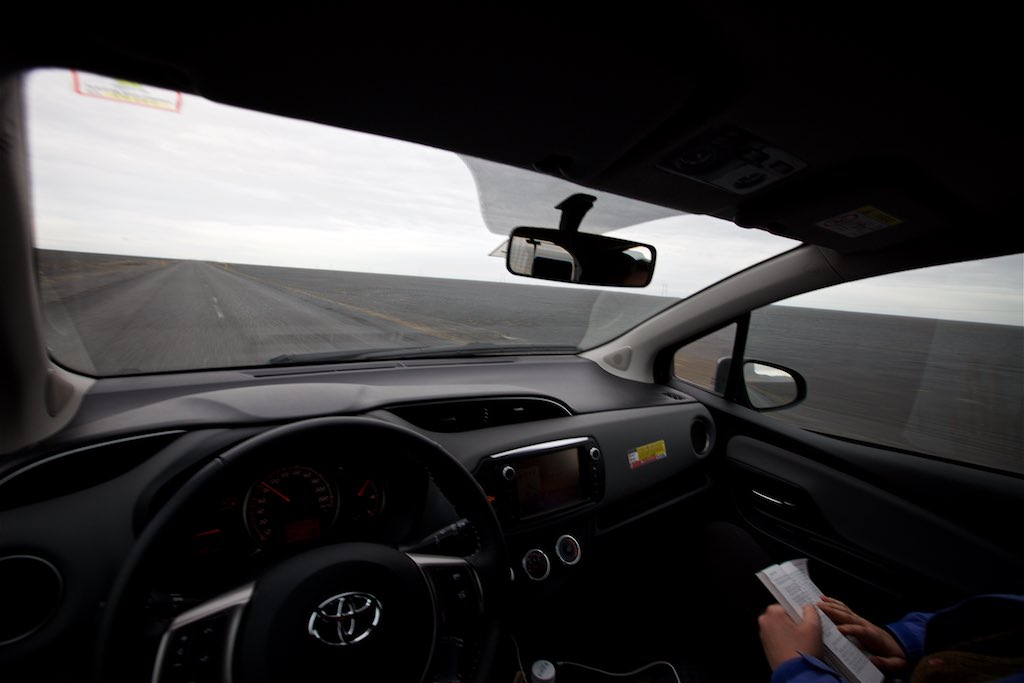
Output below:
[715,357,806,411]
[741,360,806,410]
[506,226,656,287]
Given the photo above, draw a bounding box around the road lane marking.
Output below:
[215,264,471,343]
[275,286,471,343]
[211,297,225,319]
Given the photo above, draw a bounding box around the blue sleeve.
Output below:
[884,610,933,663]
[770,654,843,683]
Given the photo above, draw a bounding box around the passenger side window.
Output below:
[743,254,1023,474]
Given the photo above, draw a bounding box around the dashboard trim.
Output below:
[486,437,590,460]
[0,430,185,491]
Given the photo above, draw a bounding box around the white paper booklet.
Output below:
[756,559,884,683]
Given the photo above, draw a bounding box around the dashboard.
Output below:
[0,356,717,682]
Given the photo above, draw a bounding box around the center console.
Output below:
[474,437,604,582]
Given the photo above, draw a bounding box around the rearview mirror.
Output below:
[506,227,656,287]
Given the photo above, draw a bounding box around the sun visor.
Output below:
[734,159,957,253]
[462,156,682,236]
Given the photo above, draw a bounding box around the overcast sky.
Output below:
[25,69,1023,325]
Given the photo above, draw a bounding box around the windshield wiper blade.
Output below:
[268,343,579,365]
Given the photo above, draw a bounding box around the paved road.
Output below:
[36,252,672,375]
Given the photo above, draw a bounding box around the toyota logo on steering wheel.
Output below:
[307,592,382,646]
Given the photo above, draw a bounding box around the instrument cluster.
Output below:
[180,454,427,568]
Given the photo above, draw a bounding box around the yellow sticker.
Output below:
[856,205,902,227]
[816,205,903,238]
[627,439,667,470]
[72,71,183,113]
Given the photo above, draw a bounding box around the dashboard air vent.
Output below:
[0,556,62,645]
[389,397,571,432]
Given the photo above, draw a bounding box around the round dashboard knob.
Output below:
[589,447,601,461]
[521,549,550,581]
[555,534,581,566]
[501,465,516,481]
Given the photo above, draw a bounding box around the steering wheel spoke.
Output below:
[153,583,253,683]
[410,554,488,681]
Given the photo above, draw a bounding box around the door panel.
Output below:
[727,435,1024,598]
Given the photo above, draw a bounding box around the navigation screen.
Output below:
[516,447,583,517]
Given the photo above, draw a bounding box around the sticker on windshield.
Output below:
[71,71,183,113]
[628,440,667,470]
[816,205,902,237]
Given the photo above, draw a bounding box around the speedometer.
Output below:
[244,465,338,546]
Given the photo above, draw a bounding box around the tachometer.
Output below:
[347,477,384,522]
[244,465,337,546]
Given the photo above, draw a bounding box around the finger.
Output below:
[837,624,873,639]
[758,604,786,625]
[870,655,907,674]
[801,603,820,627]
[824,606,859,625]
[819,602,851,618]
[836,624,884,646]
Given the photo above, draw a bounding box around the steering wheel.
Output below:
[95,416,510,683]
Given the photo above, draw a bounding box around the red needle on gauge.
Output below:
[260,481,291,503]
[358,479,372,497]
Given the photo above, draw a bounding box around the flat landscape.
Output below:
[35,250,673,374]
[37,250,1022,473]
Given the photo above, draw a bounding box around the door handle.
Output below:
[752,489,796,508]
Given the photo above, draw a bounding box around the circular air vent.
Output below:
[690,416,715,457]
[0,556,62,645]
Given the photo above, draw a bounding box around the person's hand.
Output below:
[818,596,907,674]
[758,603,823,670]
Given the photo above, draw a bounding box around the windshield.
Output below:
[26,69,797,376]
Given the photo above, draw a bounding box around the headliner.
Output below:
[2,9,1019,258]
